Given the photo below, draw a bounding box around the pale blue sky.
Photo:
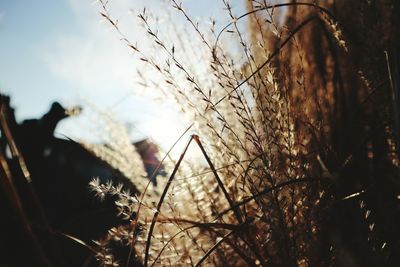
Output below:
[0,0,245,145]
[0,0,80,117]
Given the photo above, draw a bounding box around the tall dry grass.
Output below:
[88,0,400,266]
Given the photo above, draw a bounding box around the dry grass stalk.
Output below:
[89,0,400,266]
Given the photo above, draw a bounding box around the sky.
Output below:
[0,0,245,149]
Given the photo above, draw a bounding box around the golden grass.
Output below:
[1,0,395,266]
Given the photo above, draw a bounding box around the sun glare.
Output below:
[140,110,201,161]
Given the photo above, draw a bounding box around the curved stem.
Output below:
[127,123,193,267]
[214,2,335,49]
[143,135,196,266]
[214,16,318,106]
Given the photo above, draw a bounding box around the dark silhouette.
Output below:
[0,97,161,266]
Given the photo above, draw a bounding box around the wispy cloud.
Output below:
[44,0,148,93]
